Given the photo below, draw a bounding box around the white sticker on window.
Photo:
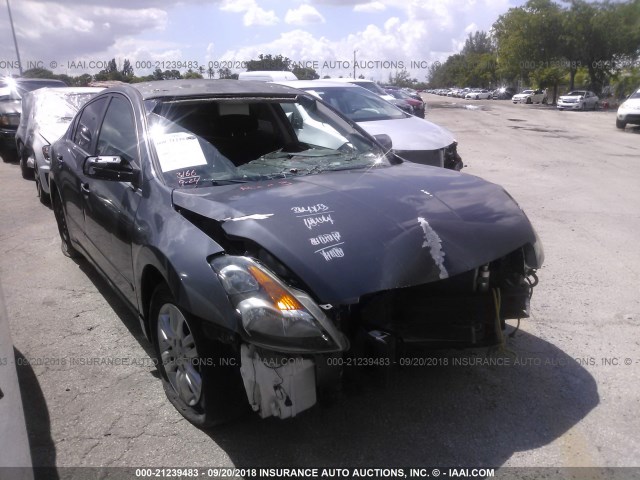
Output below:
[153,132,207,172]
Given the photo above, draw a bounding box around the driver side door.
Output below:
[81,94,142,306]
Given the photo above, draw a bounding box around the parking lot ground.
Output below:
[0,96,639,472]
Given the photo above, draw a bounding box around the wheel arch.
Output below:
[135,245,241,342]
[139,264,168,341]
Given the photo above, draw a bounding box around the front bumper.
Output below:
[557,101,582,110]
[0,128,17,151]
[395,142,462,171]
[617,112,640,125]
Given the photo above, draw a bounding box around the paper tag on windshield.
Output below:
[154,132,207,172]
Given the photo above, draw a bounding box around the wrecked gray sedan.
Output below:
[50,80,543,426]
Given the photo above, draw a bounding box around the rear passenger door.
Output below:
[57,96,109,250]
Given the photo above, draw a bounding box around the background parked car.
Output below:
[557,91,599,110]
[493,87,515,100]
[0,77,66,163]
[328,77,395,102]
[513,89,546,104]
[616,87,640,129]
[465,89,492,100]
[384,88,426,118]
[15,87,103,202]
[277,80,462,170]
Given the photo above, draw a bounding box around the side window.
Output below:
[73,97,108,152]
[96,96,137,164]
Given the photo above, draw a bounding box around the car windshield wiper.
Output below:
[260,148,343,160]
[190,178,249,187]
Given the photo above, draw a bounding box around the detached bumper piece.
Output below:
[240,344,317,419]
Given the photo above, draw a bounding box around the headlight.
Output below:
[211,255,347,353]
[0,113,19,127]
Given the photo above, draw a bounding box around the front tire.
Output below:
[616,119,626,129]
[151,284,247,428]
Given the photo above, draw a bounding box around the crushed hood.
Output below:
[172,163,540,303]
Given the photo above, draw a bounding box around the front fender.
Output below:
[132,185,240,336]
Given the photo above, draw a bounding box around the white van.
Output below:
[238,71,299,82]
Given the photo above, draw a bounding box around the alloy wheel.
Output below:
[157,303,202,407]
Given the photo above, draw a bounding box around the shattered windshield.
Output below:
[147,95,390,188]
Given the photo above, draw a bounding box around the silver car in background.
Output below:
[15,87,102,203]
[276,80,462,170]
[557,90,599,110]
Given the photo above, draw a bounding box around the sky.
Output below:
[0,0,525,82]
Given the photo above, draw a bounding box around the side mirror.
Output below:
[290,110,304,130]
[373,134,393,152]
[83,156,139,184]
[298,94,317,112]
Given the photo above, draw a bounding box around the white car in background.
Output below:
[15,87,103,203]
[616,88,640,129]
[512,89,546,104]
[275,80,463,170]
[557,90,599,110]
[327,77,395,102]
[465,89,492,100]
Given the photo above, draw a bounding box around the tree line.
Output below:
[428,0,640,99]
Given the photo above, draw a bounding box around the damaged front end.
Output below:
[210,255,348,419]
[208,239,541,420]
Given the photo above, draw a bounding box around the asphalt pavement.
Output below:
[0,96,639,474]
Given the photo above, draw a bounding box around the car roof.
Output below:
[326,78,375,83]
[29,87,104,97]
[117,79,304,100]
[6,78,67,86]
[272,80,361,89]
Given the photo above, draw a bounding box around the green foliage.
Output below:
[462,31,494,56]
[493,0,640,94]
[246,54,292,72]
[428,33,497,88]
[122,59,134,78]
[388,68,416,87]
[217,68,237,79]
[183,69,203,79]
[292,66,319,80]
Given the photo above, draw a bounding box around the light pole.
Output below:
[353,49,358,79]
[6,0,23,75]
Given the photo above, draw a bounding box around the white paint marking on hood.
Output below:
[223,213,274,222]
[417,217,448,279]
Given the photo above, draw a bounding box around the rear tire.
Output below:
[35,164,50,205]
[526,98,532,104]
[52,192,80,258]
[20,150,34,180]
[150,284,247,428]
